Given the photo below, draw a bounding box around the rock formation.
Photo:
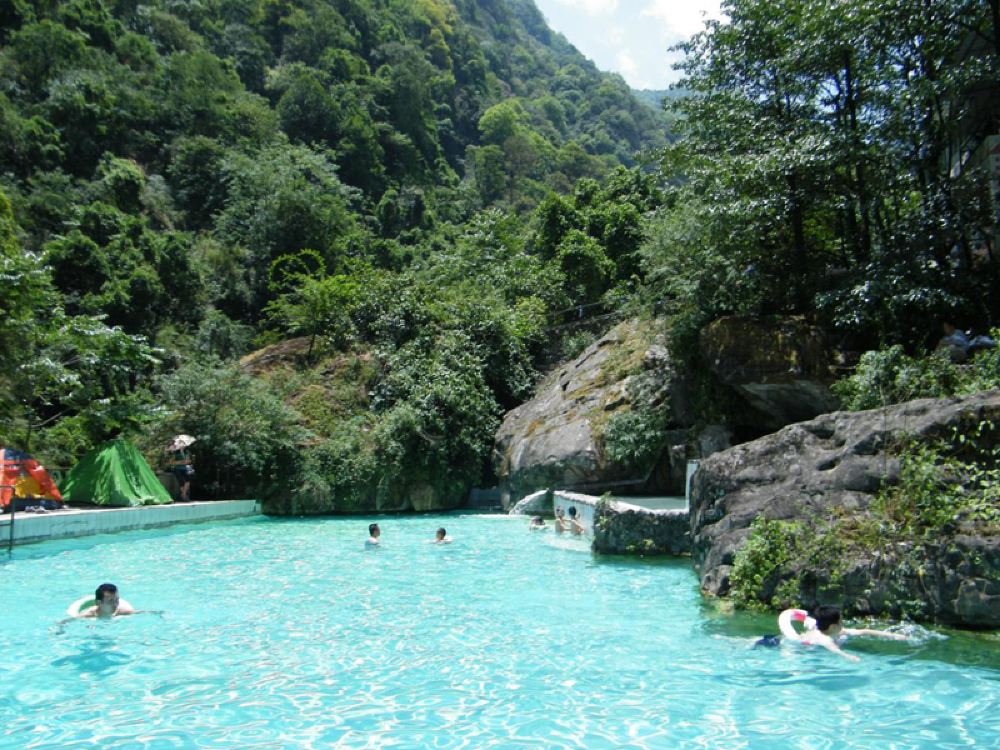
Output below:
[689,391,1000,628]
[699,316,840,431]
[493,320,701,508]
[494,316,848,511]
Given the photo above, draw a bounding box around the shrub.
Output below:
[876,431,1000,537]
[832,346,959,410]
[833,333,1000,412]
[601,406,669,469]
[730,516,798,610]
[147,360,306,499]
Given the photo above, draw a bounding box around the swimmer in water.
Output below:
[76,583,136,618]
[431,527,452,544]
[366,523,381,547]
[789,605,908,662]
[554,507,567,534]
[566,506,585,536]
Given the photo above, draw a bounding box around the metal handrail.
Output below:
[2,484,15,557]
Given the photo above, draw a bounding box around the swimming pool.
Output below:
[2,514,998,749]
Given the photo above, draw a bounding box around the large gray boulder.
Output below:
[493,320,690,508]
[690,391,1000,627]
[700,316,840,430]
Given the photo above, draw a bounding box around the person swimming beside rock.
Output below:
[758,605,907,661]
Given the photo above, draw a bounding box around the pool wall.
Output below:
[0,499,260,547]
[550,490,598,538]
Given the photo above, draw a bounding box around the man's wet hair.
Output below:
[95,582,118,601]
[813,605,842,632]
[568,506,577,518]
[437,527,446,537]
[369,523,379,536]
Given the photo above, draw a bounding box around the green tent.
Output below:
[62,438,173,506]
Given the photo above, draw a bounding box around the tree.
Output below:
[1,190,157,453]
[277,71,341,146]
[215,144,365,317]
[265,268,361,356]
[654,0,1000,346]
[556,229,614,304]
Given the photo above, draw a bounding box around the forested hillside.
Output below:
[0,0,667,504]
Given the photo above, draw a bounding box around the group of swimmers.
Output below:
[67,530,909,663]
[364,522,452,547]
[528,505,585,536]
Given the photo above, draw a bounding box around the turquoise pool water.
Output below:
[2,513,998,749]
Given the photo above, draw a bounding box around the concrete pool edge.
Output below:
[1,500,262,547]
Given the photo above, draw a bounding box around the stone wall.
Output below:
[592,500,690,556]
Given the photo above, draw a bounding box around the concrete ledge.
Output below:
[0,500,261,547]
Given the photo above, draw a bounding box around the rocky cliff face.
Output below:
[689,392,1000,628]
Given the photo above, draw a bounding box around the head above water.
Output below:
[568,507,577,518]
[813,604,842,633]
[369,523,380,537]
[436,528,446,540]
[95,582,118,603]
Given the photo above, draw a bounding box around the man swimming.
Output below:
[554,507,567,534]
[76,583,136,618]
[566,506,585,536]
[366,523,381,547]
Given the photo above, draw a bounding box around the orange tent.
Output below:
[0,447,63,511]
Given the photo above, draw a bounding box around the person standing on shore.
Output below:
[167,435,195,501]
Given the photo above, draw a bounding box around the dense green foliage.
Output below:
[0,0,669,502]
[833,338,1000,411]
[642,0,1000,353]
[876,428,1000,538]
